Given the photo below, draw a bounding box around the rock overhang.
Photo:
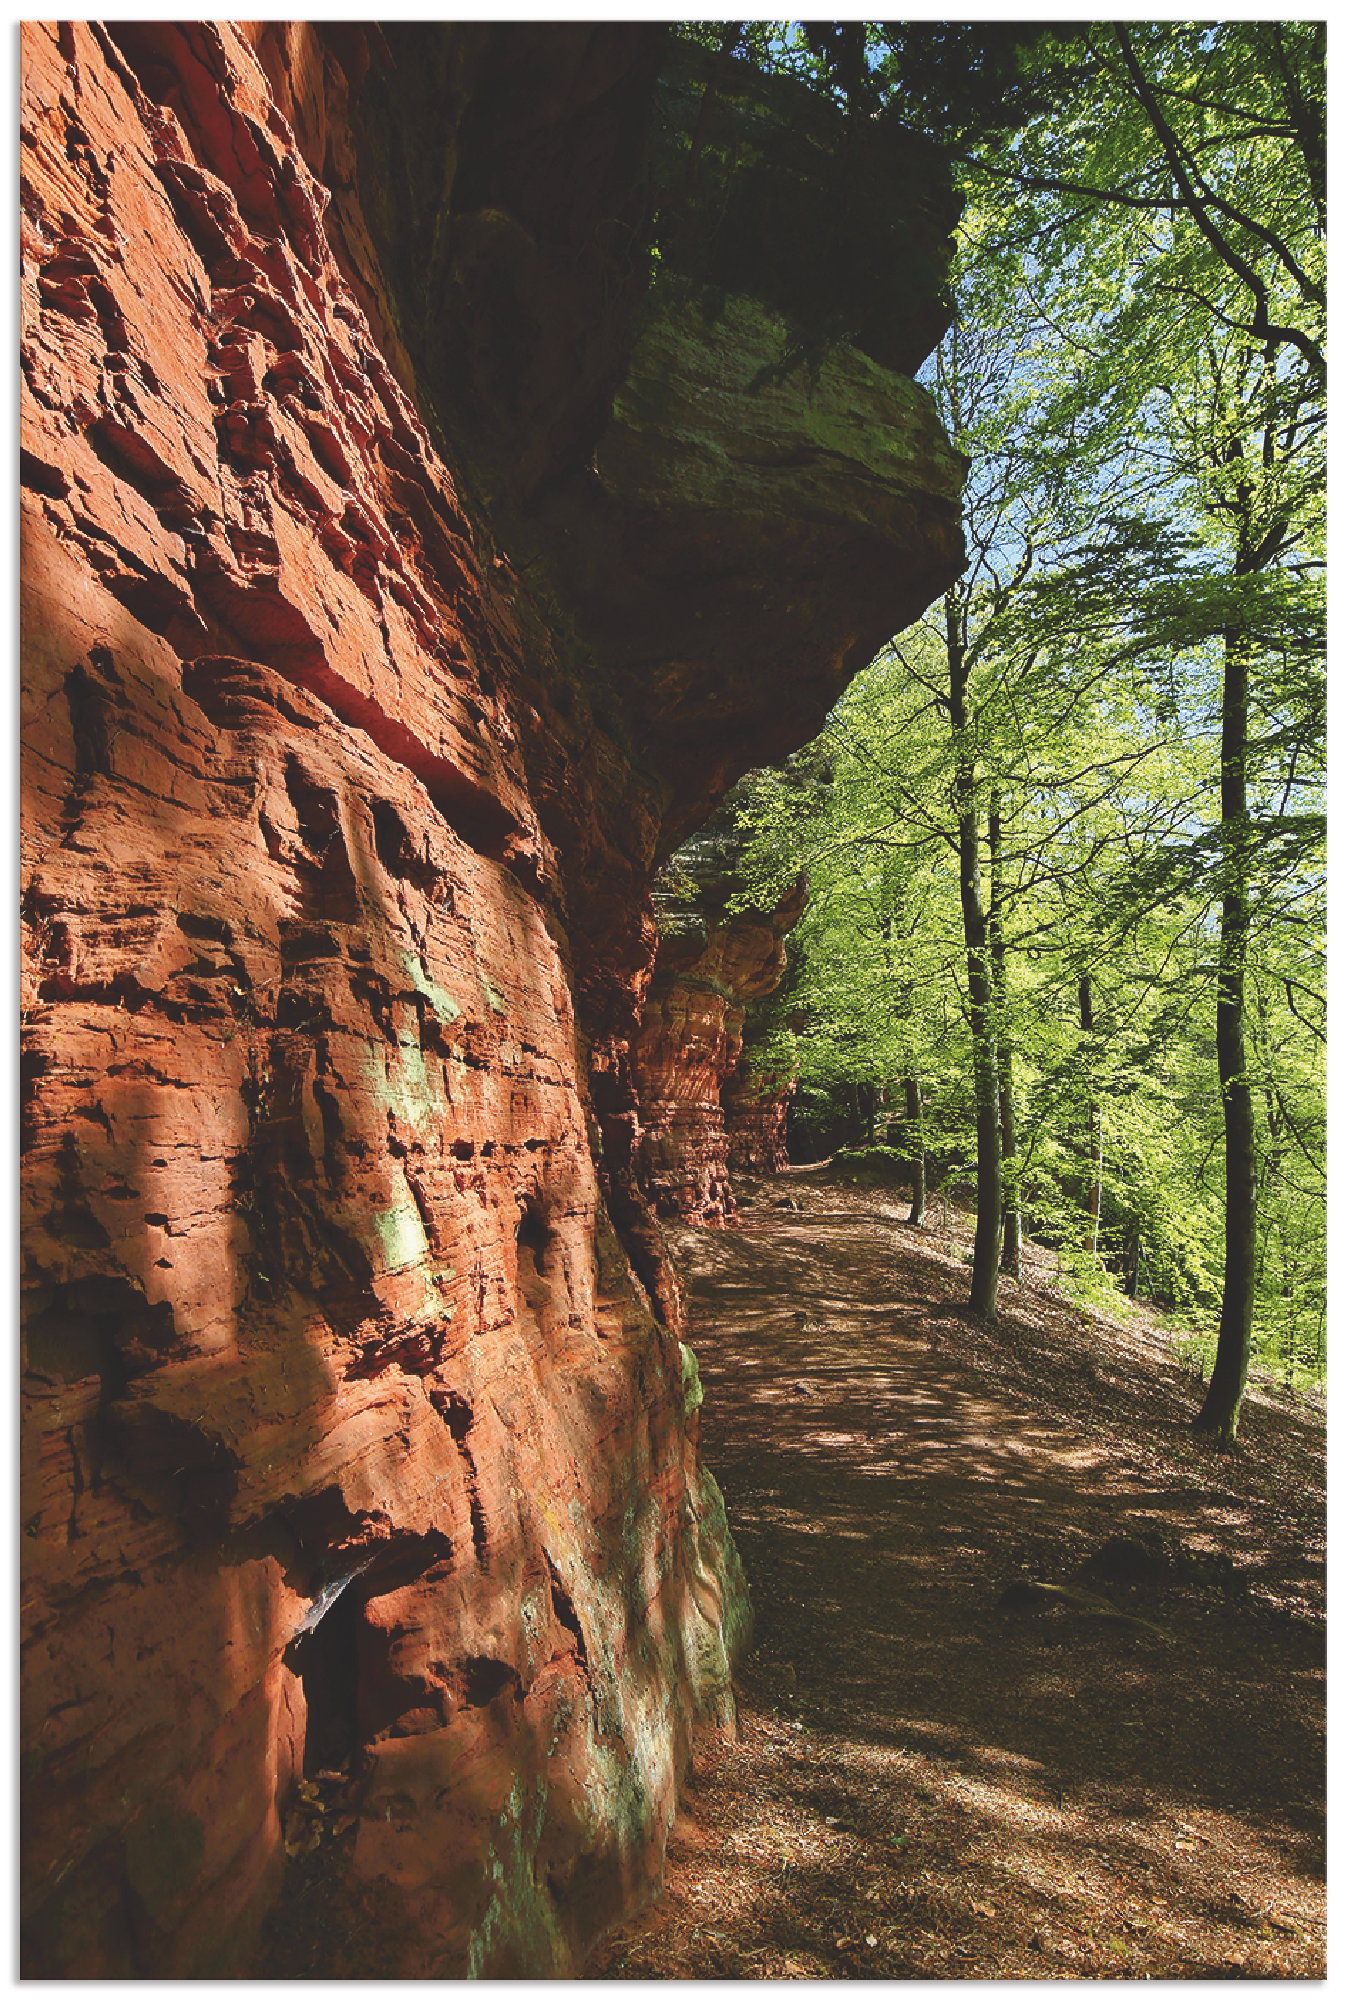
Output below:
[21,19,964,1977]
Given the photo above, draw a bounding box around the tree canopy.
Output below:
[669,17,1326,1434]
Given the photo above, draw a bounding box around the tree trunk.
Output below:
[998,1059,1020,1278]
[948,596,1001,1321]
[903,1075,926,1226]
[1078,975,1103,1256]
[1195,623,1257,1446]
[989,794,1020,1279]
[962,843,1002,1321]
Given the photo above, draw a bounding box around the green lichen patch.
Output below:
[679,1341,704,1416]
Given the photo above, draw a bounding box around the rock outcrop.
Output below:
[726,1064,800,1179]
[20,21,963,1977]
[635,839,808,1222]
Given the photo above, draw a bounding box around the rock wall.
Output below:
[634,877,807,1223]
[20,21,964,1978]
[726,1066,799,1179]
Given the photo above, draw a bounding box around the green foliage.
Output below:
[729,589,1321,1377]
[668,20,1324,1390]
[964,22,1325,378]
[676,21,1084,147]
[653,32,958,375]
[831,1145,913,1187]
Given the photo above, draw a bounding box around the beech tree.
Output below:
[906,293,1202,1323]
[952,20,1324,1430]
[677,20,1325,1413]
[991,37,1326,1439]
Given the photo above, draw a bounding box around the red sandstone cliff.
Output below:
[634,878,808,1223]
[21,22,963,1976]
[726,1064,800,1179]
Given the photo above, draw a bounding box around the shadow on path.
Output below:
[589,1171,1325,1980]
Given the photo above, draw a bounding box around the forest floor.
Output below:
[588,1163,1326,1981]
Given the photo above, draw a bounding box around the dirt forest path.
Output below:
[589,1167,1326,1980]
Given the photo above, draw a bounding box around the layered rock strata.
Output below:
[634,873,808,1223]
[21,20,963,1977]
[726,1066,799,1179]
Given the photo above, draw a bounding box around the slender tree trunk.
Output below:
[903,1075,926,1226]
[988,794,1020,1278]
[947,597,1001,1321]
[1196,623,1258,1445]
[1078,975,1103,1255]
[961,830,1002,1320]
[997,1058,1020,1278]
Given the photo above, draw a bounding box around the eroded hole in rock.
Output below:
[516,1199,551,1276]
[289,1574,365,1776]
[429,1389,489,1562]
[431,1387,473,1444]
[19,446,69,498]
[284,757,341,856]
[285,1531,456,1774]
[24,1270,177,1387]
[278,765,358,927]
[460,1655,521,1708]
[370,796,440,897]
[176,909,234,945]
